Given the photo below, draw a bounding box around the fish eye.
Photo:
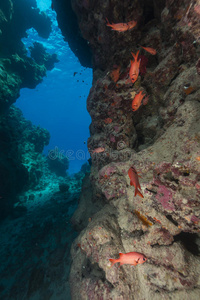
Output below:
[143,257,146,261]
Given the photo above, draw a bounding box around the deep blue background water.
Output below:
[16,0,92,174]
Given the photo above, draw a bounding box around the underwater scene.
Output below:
[0,0,200,299]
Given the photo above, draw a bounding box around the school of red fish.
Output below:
[91,17,158,267]
[106,18,156,113]
[106,18,157,266]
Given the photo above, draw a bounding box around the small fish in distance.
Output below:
[92,147,105,154]
[140,45,157,55]
[106,18,137,32]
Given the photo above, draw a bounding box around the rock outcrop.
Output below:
[0,0,58,218]
[0,106,50,218]
[0,0,57,113]
[54,0,200,299]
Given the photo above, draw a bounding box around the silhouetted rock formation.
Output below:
[0,0,59,219]
[0,0,56,113]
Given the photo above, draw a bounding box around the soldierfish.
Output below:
[92,147,105,154]
[129,50,141,83]
[140,45,157,55]
[109,252,147,267]
[106,18,137,32]
[132,90,146,112]
[128,166,144,198]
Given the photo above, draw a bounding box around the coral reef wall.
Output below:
[0,105,50,219]
[55,0,200,299]
[0,0,57,219]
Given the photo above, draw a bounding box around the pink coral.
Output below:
[156,185,175,211]
[110,135,116,143]
[103,189,116,200]
[99,165,117,177]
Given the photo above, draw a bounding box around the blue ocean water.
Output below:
[15,0,92,174]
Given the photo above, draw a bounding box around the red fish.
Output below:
[129,50,141,83]
[104,118,112,124]
[140,45,157,55]
[132,90,146,112]
[92,147,105,153]
[109,252,147,267]
[128,166,144,198]
[106,18,137,32]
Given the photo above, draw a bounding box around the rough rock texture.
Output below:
[0,106,50,219]
[0,167,86,299]
[55,0,200,299]
[0,0,58,219]
[52,0,92,67]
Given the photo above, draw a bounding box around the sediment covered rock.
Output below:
[53,0,200,298]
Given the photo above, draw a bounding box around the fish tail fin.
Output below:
[135,50,140,60]
[131,52,136,60]
[106,18,111,25]
[109,258,117,267]
[135,188,144,198]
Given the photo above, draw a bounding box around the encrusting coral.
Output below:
[54,0,200,299]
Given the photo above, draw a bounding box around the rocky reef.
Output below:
[0,105,89,299]
[0,0,57,114]
[0,105,49,219]
[0,149,89,298]
[0,0,59,218]
[54,0,200,299]
[0,1,91,299]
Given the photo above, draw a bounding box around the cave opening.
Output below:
[174,232,200,256]
[15,0,92,175]
[0,1,93,298]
